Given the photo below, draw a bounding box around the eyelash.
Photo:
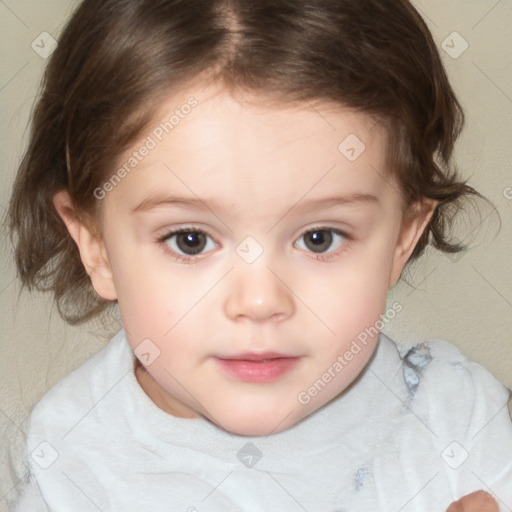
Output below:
[156,225,351,264]
[156,226,216,264]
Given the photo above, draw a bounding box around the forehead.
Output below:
[106,84,396,214]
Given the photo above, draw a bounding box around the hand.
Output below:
[446,490,498,512]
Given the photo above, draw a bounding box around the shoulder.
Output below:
[11,330,134,509]
[392,336,511,441]
[408,337,509,401]
[27,329,133,444]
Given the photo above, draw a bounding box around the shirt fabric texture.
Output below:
[9,330,512,512]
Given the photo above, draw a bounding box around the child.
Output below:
[6,0,511,510]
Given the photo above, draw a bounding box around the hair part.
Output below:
[7,0,493,324]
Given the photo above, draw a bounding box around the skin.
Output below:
[54,83,497,510]
[54,83,433,435]
[446,491,498,512]
[55,83,434,435]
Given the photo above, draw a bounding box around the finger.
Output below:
[447,490,498,512]
[446,501,462,512]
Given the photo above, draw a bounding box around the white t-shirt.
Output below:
[8,330,512,511]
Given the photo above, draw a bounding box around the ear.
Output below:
[53,189,117,301]
[388,199,437,288]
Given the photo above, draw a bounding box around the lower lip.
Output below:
[214,357,301,383]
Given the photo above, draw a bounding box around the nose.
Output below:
[223,263,296,323]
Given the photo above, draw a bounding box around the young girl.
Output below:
[6,0,511,510]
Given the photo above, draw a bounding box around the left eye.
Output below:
[294,228,345,254]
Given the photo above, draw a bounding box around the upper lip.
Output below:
[216,352,298,361]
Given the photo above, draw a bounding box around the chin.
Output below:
[208,402,305,437]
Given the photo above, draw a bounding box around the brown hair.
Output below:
[7,0,490,324]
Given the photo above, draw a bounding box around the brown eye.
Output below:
[163,229,217,257]
[295,228,345,254]
[304,230,332,253]
[175,232,207,255]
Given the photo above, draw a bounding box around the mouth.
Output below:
[214,353,301,383]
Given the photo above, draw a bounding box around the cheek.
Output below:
[309,251,394,332]
[106,240,176,340]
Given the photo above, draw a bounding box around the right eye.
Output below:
[159,228,218,258]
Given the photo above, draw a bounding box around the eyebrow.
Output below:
[131,192,379,214]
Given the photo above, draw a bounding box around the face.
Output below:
[67,84,430,436]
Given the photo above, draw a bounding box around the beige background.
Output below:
[1,1,511,509]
